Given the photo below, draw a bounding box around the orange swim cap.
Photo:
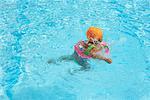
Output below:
[86,27,103,41]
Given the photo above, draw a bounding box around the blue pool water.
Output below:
[0,0,150,100]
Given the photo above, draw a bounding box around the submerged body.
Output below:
[73,51,90,70]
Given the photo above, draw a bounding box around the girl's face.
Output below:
[89,38,101,45]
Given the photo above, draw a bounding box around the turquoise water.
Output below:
[0,0,150,100]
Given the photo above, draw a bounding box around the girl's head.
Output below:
[86,27,103,42]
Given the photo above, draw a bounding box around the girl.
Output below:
[48,27,112,71]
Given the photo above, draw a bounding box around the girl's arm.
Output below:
[90,48,112,64]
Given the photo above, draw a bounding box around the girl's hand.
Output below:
[105,58,112,64]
